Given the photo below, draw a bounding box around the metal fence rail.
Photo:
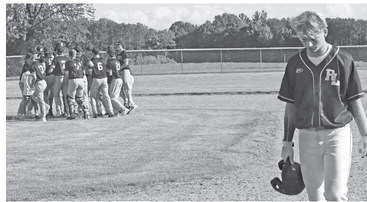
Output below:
[6,45,367,76]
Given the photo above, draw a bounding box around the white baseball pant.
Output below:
[298,123,352,201]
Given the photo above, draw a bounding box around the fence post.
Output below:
[140,53,143,74]
[283,51,286,63]
[180,50,183,74]
[220,50,223,73]
[259,49,263,72]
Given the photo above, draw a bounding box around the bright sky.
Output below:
[93,2,367,30]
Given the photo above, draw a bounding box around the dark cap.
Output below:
[56,47,64,55]
[69,49,77,58]
[92,47,100,55]
[117,41,125,48]
[36,47,43,52]
[55,42,64,48]
[25,53,34,59]
[75,45,83,53]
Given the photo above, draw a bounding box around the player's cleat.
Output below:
[108,113,114,117]
[55,111,62,117]
[35,115,40,120]
[118,108,129,116]
[93,114,98,118]
[127,104,137,115]
[16,113,25,120]
[46,112,54,118]
[39,117,47,122]
[67,116,76,120]
[83,111,90,119]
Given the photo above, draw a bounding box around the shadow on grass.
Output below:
[6,115,76,122]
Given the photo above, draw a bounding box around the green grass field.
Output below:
[6,71,367,200]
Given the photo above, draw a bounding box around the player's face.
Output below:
[297,30,327,54]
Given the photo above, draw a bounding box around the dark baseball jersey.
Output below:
[89,57,107,79]
[42,55,54,76]
[278,46,364,129]
[117,50,133,75]
[29,60,46,82]
[117,50,127,65]
[106,58,122,79]
[52,55,69,76]
[65,59,84,79]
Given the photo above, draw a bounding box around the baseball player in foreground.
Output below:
[278,11,367,201]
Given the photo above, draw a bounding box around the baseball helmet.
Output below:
[270,159,305,195]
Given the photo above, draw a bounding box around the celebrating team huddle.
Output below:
[17,41,137,122]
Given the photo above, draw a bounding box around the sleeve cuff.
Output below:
[347,92,364,102]
[277,94,295,103]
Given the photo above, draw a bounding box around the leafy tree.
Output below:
[267,18,294,46]
[169,21,197,48]
[6,3,94,54]
[156,30,176,49]
[169,21,197,38]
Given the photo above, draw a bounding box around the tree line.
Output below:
[6,4,367,56]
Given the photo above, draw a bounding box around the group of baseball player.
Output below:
[17,41,137,122]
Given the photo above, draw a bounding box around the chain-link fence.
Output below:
[6,45,367,77]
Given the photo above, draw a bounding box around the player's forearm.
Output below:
[123,59,128,67]
[350,98,367,137]
[283,103,296,142]
[48,65,55,73]
[106,69,112,76]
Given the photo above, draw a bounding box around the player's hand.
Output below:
[48,66,54,73]
[281,141,294,164]
[358,136,367,158]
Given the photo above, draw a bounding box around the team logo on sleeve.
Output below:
[325,69,340,86]
[295,68,303,73]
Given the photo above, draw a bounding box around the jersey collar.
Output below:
[299,45,339,69]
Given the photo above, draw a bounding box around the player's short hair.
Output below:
[290,11,328,36]
[92,47,100,55]
[106,45,115,57]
